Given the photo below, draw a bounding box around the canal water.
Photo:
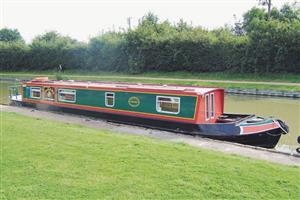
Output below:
[1,81,299,152]
[225,94,299,152]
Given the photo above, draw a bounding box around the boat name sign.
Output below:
[128,96,140,107]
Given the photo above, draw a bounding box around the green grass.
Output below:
[2,70,300,83]
[1,71,300,91]
[1,112,300,199]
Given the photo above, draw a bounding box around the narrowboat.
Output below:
[9,77,289,148]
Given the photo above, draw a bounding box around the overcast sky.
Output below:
[0,0,295,43]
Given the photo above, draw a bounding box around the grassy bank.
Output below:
[2,112,299,199]
[2,71,300,82]
[1,71,300,92]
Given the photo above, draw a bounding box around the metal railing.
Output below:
[8,85,21,99]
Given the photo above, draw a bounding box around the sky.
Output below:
[0,0,296,43]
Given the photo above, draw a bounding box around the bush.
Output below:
[28,31,88,71]
[87,32,128,71]
[0,4,299,74]
[0,42,29,71]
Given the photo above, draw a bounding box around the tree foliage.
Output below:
[87,32,127,71]
[0,41,29,71]
[29,31,87,70]
[0,28,24,43]
[0,4,299,73]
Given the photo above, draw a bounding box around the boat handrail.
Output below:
[236,114,256,124]
[217,113,255,124]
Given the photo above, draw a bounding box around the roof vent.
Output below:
[184,88,195,92]
[115,85,128,88]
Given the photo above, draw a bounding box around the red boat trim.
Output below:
[23,98,198,124]
[240,122,279,135]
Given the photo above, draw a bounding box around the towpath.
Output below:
[1,73,300,86]
[92,76,300,86]
[2,105,300,166]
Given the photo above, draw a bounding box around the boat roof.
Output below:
[25,77,223,95]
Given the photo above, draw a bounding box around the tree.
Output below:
[87,32,127,71]
[0,28,24,43]
[0,42,29,71]
[32,31,76,44]
[233,14,245,36]
[257,0,272,19]
[139,12,159,27]
[1,4,299,73]
[29,31,85,70]
[279,3,300,22]
[176,19,192,32]
[242,7,267,32]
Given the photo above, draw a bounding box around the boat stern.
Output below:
[235,116,289,148]
[238,116,288,136]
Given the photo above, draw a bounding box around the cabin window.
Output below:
[205,94,209,120]
[43,87,55,101]
[30,87,41,99]
[58,89,76,103]
[105,92,115,107]
[156,96,180,114]
[210,93,215,118]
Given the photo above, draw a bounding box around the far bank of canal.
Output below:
[1,81,299,152]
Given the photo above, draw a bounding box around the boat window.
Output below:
[43,87,55,101]
[210,93,215,118]
[58,89,76,103]
[30,87,41,99]
[105,92,115,107]
[156,96,180,114]
[205,94,209,120]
